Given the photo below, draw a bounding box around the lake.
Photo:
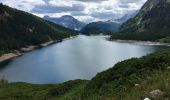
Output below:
[0,35,168,84]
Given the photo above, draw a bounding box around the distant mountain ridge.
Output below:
[111,0,170,41]
[81,21,120,35]
[112,10,139,24]
[44,15,86,30]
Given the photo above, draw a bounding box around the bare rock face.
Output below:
[150,89,164,98]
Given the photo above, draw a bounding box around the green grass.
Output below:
[0,80,87,100]
[125,70,170,100]
[1,49,170,100]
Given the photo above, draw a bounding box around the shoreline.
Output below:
[0,36,77,63]
[1,35,169,63]
[110,39,170,46]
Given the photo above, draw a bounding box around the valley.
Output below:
[1,0,170,99]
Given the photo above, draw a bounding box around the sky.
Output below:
[0,0,147,23]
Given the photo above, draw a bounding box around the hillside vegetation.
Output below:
[0,3,78,54]
[111,0,170,42]
[1,49,170,100]
[81,21,120,35]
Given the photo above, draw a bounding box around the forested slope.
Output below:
[111,0,170,42]
[0,3,78,54]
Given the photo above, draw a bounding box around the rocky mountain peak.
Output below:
[44,15,86,30]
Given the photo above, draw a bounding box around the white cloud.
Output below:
[0,0,147,23]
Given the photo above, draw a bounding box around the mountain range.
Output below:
[80,11,137,35]
[44,15,86,30]
[111,10,139,24]
[43,11,137,36]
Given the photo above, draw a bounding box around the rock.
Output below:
[150,89,164,98]
[144,98,151,100]
[165,98,169,100]
[135,84,139,86]
[167,66,170,69]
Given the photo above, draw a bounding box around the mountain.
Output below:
[111,0,170,41]
[112,11,139,24]
[80,21,120,35]
[0,3,78,53]
[44,15,86,30]
[47,21,79,36]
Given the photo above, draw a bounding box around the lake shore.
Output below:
[1,35,169,63]
[0,53,20,62]
[110,39,170,46]
[0,36,76,63]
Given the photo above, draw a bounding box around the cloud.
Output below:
[31,3,85,13]
[0,0,147,23]
[42,0,50,4]
[118,0,142,3]
[90,11,120,20]
[73,0,108,2]
[118,4,130,8]
[70,11,87,16]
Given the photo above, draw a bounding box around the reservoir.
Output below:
[0,35,168,84]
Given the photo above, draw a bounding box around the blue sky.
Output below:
[0,0,147,22]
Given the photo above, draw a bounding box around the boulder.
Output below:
[144,98,151,100]
[150,89,164,98]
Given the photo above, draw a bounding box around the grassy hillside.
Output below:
[0,79,87,100]
[81,49,170,99]
[0,3,78,54]
[1,49,170,100]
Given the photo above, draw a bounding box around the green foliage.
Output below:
[0,80,87,100]
[0,76,8,85]
[110,32,170,41]
[0,83,55,100]
[81,27,113,35]
[0,51,8,56]
[48,80,86,97]
[0,4,78,53]
[80,49,170,99]
[158,37,170,43]
[81,21,120,35]
[124,70,170,100]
